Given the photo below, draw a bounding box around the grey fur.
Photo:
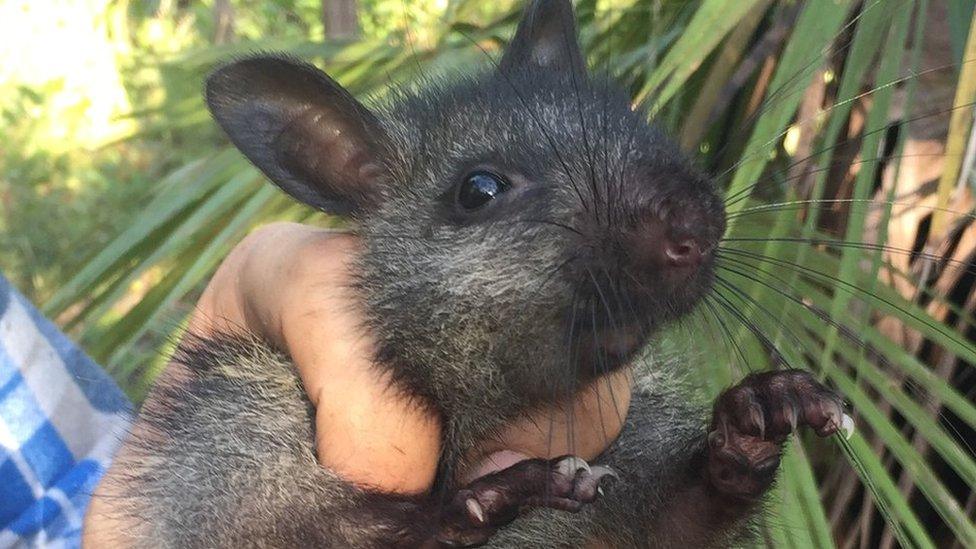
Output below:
[102,1,764,547]
[115,335,751,548]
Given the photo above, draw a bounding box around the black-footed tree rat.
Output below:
[98,1,853,546]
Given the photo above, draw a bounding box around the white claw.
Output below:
[784,405,798,432]
[556,456,591,477]
[590,465,620,481]
[466,498,486,525]
[840,413,855,440]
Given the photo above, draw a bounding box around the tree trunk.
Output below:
[323,0,359,40]
[213,0,235,45]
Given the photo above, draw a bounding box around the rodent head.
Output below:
[206,0,725,409]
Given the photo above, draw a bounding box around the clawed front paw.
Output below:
[707,369,852,500]
[435,456,617,547]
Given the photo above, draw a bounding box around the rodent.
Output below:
[96,1,851,546]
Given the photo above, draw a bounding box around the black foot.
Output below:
[707,369,851,500]
[435,456,617,547]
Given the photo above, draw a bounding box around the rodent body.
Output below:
[126,333,730,548]
[97,1,850,546]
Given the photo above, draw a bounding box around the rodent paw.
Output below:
[434,455,617,547]
[707,369,851,500]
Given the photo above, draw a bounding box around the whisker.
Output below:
[714,250,976,431]
[700,296,749,376]
[714,255,976,463]
[722,100,976,208]
[726,195,975,222]
[716,246,976,351]
[709,288,789,371]
[714,276,807,352]
[718,53,976,191]
[720,237,976,278]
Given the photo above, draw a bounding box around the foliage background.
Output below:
[1,0,975,547]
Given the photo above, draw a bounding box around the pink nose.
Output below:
[664,238,703,268]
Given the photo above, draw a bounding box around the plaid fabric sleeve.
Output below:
[0,274,132,548]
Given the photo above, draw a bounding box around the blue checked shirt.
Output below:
[0,275,132,548]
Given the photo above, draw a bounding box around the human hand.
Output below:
[201,221,631,492]
[192,222,442,494]
[84,222,630,546]
[99,221,630,499]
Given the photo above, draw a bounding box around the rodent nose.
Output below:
[624,216,712,277]
[664,238,703,268]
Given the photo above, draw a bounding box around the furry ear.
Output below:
[499,0,586,77]
[206,56,389,214]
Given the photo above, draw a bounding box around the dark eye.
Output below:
[456,171,510,210]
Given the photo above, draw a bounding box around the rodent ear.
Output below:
[499,0,586,77]
[206,56,389,214]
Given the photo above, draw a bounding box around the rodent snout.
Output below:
[626,207,718,280]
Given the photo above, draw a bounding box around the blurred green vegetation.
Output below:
[0,0,471,302]
[0,0,483,367]
[2,0,976,547]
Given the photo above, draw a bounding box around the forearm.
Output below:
[187,223,444,494]
[186,222,315,346]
